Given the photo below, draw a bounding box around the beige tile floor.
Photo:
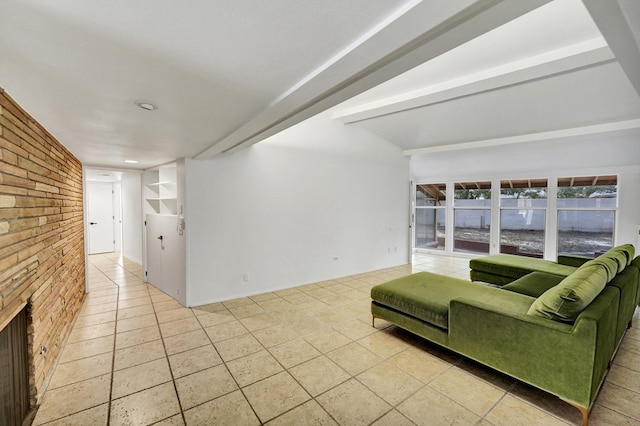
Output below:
[32,252,640,425]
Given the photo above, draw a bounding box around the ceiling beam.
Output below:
[195,0,552,159]
[583,0,640,97]
[333,39,612,124]
[403,118,640,156]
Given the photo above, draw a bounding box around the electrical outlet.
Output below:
[243,273,249,282]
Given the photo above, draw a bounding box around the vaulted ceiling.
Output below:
[1,0,639,171]
[334,0,640,155]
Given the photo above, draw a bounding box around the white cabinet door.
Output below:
[161,219,185,303]
[145,214,164,291]
[145,214,186,305]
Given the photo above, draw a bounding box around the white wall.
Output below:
[186,111,409,305]
[121,172,143,264]
[410,133,640,248]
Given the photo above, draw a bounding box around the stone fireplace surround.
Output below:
[0,88,86,419]
[0,304,30,424]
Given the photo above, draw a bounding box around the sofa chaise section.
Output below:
[371,272,514,347]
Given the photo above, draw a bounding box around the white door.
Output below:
[87,183,115,254]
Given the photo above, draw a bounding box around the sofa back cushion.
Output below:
[580,256,618,282]
[527,264,608,322]
[581,244,635,278]
[609,244,635,267]
[609,250,629,273]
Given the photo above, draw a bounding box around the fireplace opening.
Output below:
[0,306,30,426]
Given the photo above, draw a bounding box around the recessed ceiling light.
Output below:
[124,160,139,164]
[135,101,158,111]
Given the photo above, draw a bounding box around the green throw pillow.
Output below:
[527,264,608,322]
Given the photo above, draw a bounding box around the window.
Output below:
[453,181,491,254]
[500,179,547,257]
[557,176,617,257]
[414,184,446,250]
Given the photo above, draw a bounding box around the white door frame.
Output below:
[113,182,123,253]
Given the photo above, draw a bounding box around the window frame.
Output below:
[452,181,492,254]
[556,175,618,257]
[498,178,548,258]
[413,183,447,251]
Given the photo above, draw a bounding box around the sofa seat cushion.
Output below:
[501,272,565,298]
[371,272,497,330]
[527,263,608,322]
[470,254,575,280]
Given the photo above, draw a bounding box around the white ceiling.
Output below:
[1,0,639,172]
[85,169,126,183]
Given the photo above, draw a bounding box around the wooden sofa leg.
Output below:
[563,400,589,426]
[577,405,589,426]
[372,315,375,328]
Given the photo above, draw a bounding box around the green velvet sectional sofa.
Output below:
[370,245,639,426]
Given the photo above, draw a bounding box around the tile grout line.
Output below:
[269,292,396,422]
[102,254,122,426]
[100,254,173,424]
[89,253,152,425]
[272,308,453,425]
[194,306,268,424]
[150,290,189,425]
[477,380,518,425]
[590,381,640,423]
[32,262,111,425]
[215,288,402,424]
[191,295,359,424]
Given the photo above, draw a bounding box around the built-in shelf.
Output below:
[144,164,178,215]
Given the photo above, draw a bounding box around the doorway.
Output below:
[84,168,144,265]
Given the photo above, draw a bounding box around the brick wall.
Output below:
[0,88,86,405]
